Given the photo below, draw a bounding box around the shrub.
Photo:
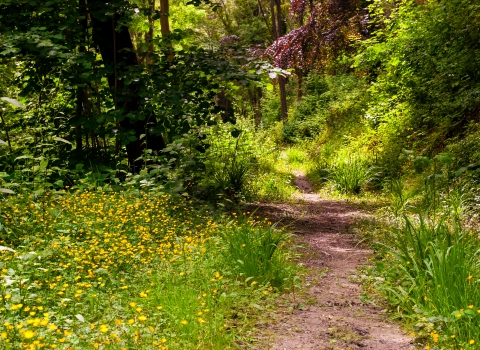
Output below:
[220,217,294,288]
[326,158,377,194]
[377,214,480,347]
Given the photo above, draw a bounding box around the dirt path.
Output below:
[249,172,415,350]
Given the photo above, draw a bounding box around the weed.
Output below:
[0,190,297,349]
[326,158,377,194]
[285,148,307,165]
[220,215,295,288]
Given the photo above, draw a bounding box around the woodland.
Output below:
[0,0,480,349]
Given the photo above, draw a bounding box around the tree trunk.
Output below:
[145,0,155,65]
[270,0,288,122]
[90,1,166,173]
[0,111,12,154]
[160,0,170,36]
[257,0,273,40]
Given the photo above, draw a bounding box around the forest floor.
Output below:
[249,172,416,350]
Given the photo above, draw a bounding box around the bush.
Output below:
[197,120,296,203]
[270,72,368,144]
[325,158,377,194]
[221,216,294,288]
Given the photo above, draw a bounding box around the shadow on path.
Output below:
[246,172,415,350]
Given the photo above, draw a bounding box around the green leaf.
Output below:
[0,188,15,194]
[434,152,452,164]
[1,97,24,108]
[15,155,33,161]
[53,137,72,145]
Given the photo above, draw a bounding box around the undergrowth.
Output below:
[200,120,297,203]
[0,190,299,349]
[356,180,480,350]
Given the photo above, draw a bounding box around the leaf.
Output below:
[433,152,452,164]
[0,188,15,194]
[0,140,6,146]
[231,129,241,138]
[53,137,72,145]
[0,246,16,252]
[1,97,24,108]
[266,83,273,91]
[455,167,467,177]
[15,155,33,161]
[250,303,264,310]
[75,314,85,323]
[268,72,277,79]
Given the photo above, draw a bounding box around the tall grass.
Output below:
[324,158,377,194]
[369,181,480,348]
[221,216,295,288]
[379,214,480,347]
[284,148,307,165]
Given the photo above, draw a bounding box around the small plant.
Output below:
[326,158,377,194]
[221,216,294,288]
[386,178,415,215]
[214,156,251,199]
[285,148,307,164]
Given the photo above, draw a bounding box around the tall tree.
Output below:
[266,0,366,89]
[89,0,166,172]
[269,0,288,122]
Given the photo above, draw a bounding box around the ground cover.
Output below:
[0,190,297,349]
[357,208,480,350]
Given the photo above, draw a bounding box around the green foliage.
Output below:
[200,123,256,201]
[0,189,297,348]
[278,73,368,144]
[198,120,296,202]
[221,215,295,288]
[352,0,480,174]
[260,91,283,127]
[284,148,307,165]
[385,178,415,216]
[324,158,377,195]
[372,212,480,348]
[359,173,480,348]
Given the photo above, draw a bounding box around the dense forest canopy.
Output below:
[0,0,479,191]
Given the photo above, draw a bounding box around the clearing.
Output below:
[251,172,416,349]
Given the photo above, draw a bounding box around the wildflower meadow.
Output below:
[0,190,296,349]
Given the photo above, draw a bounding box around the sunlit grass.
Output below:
[357,188,480,350]
[0,190,297,349]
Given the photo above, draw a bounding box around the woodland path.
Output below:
[249,172,415,350]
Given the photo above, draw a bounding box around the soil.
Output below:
[248,172,416,350]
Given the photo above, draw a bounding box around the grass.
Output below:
[221,216,294,288]
[0,189,298,349]
[201,120,298,203]
[357,182,480,350]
